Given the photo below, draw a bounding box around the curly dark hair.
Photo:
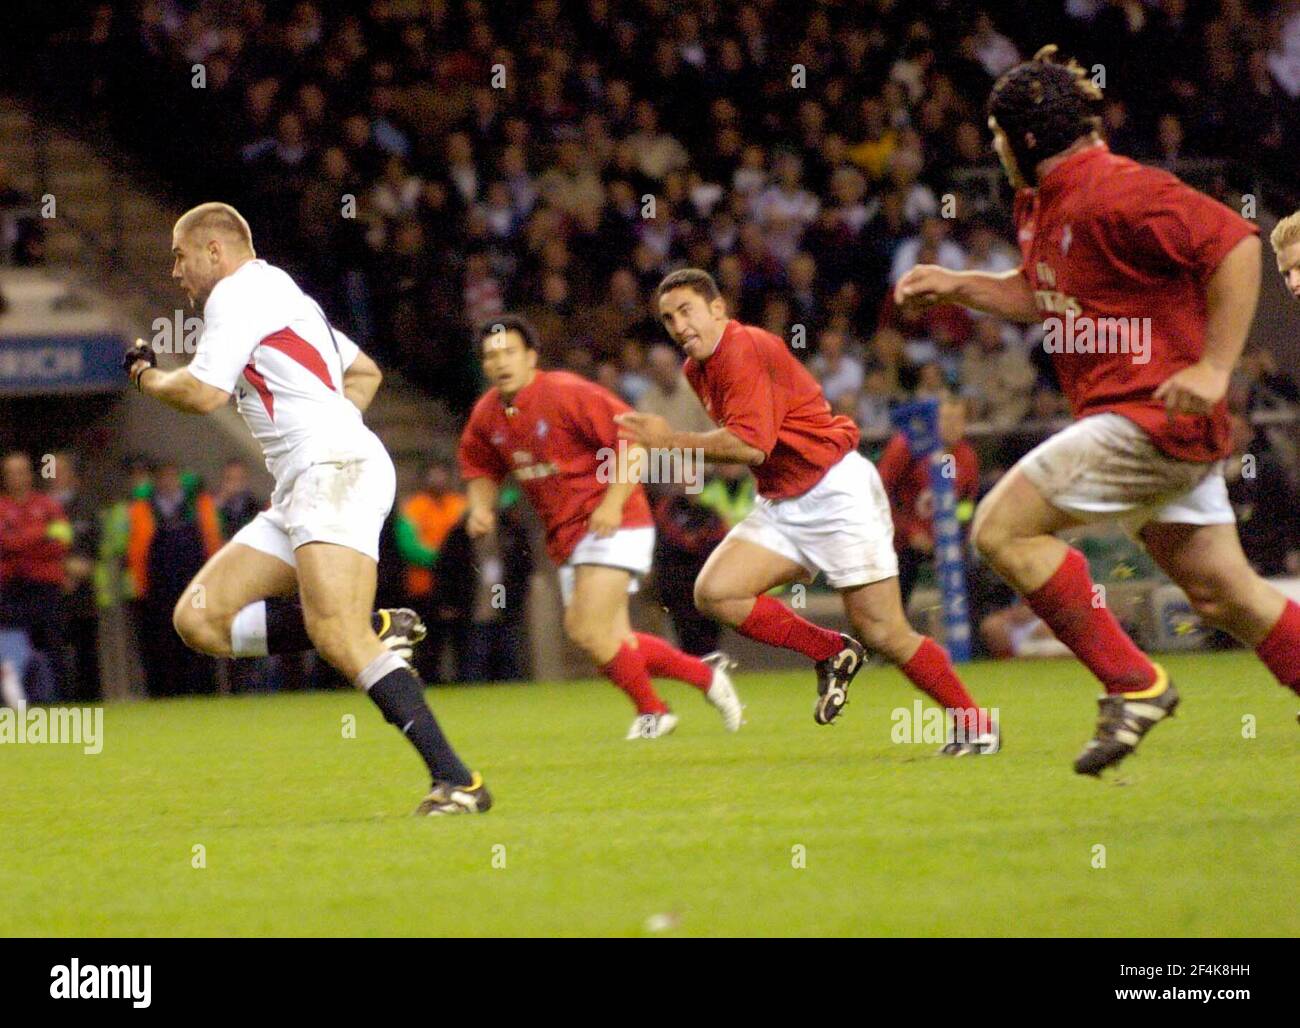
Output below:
[987,45,1103,183]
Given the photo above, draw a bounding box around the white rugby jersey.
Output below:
[188,260,374,488]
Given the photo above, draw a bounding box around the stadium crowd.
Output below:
[33,0,1300,426]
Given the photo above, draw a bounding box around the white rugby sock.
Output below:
[230,601,269,657]
[355,649,408,691]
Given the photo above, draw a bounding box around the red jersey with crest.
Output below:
[458,370,653,564]
[1014,141,1257,463]
[683,320,859,499]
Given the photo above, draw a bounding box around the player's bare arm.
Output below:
[590,443,646,538]
[130,356,231,414]
[613,412,766,466]
[1154,234,1261,415]
[464,476,499,538]
[342,349,382,412]
[895,265,1040,323]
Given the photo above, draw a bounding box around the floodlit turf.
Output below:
[3,650,1296,937]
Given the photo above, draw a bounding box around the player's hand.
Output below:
[894,265,958,310]
[466,505,496,539]
[614,411,672,450]
[122,338,157,387]
[1153,360,1231,417]
[588,497,622,539]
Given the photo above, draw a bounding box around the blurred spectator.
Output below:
[616,340,653,405]
[214,458,261,538]
[590,269,659,354]
[428,484,532,682]
[49,452,101,701]
[212,458,268,693]
[890,216,966,286]
[961,318,1036,426]
[877,398,979,605]
[1225,412,1298,577]
[95,457,152,686]
[395,460,467,684]
[652,479,731,656]
[808,328,865,409]
[0,159,43,265]
[636,343,714,434]
[0,452,70,703]
[126,464,221,697]
[854,364,904,445]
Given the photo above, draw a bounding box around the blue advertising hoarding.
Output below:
[891,398,972,662]
[0,334,127,395]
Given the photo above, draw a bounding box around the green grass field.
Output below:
[3,650,1296,937]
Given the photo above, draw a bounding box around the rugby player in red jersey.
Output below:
[1269,209,1300,725]
[617,269,996,755]
[458,315,743,740]
[896,46,1300,774]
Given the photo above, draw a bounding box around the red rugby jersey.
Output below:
[683,320,859,499]
[1014,141,1257,463]
[458,370,654,564]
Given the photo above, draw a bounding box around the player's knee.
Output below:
[172,595,219,653]
[854,614,912,661]
[563,606,607,656]
[692,575,727,619]
[1181,579,1234,626]
[970,510,1006,565]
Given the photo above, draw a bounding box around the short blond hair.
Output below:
[175,202,255,253]
[1269,209,1300,254]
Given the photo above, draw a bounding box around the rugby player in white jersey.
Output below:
[124,202,488,816]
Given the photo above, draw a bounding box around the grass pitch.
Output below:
[3,651,1296,937]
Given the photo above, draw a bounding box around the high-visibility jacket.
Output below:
[126,484,221,599]
[394,491,467,598]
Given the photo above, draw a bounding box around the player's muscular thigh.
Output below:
[694,538,806,623]
[173,542,297,655]
[565,566,632,662]
[971,469,1077,591]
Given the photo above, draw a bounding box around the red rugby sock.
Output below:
[1024,548,1157,694]
[634,633,712,691]
[737,594,843,662]
[901,638,987,733]
[599,642,669,715]
[1255,599,1300,696]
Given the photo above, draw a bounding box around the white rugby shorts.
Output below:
[1017,413,1233,532]
[231,430,396,565]
[557,526,656,607]
[726,449,899,589]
